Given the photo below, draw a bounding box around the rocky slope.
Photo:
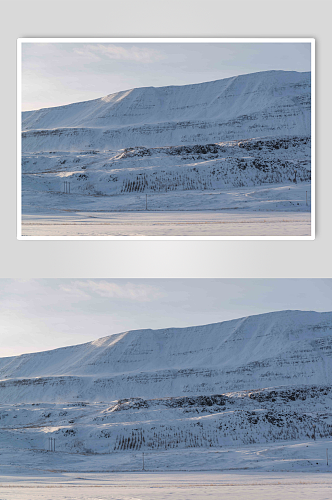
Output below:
[22,136,311,198]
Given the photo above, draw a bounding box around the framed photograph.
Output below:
[1,278,331,497]
[17,38,314,239]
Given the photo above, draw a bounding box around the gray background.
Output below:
[2,0,331,278]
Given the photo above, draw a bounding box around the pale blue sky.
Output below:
[0,279,330,357]
[21,42,311,111]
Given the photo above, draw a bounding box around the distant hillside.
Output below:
[0,310,330,403]
[22,71,311,151]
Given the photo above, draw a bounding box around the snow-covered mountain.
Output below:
[21,71,312,227]
[0,311,332,458]
[0,310,330,403]
[1,311,331,455]
[22,71,310,152]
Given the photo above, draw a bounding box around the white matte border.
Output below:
[17,37,315,241]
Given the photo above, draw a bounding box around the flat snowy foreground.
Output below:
[21,183,311,237]
[21,211,311,237]
[0,472,331,500]
[1,441,332,499]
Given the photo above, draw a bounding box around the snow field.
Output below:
[1,448,332,500]
[21,181,311,237]
[21,211,311,237]
[0,475,332,500]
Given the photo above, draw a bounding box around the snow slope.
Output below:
[22,71,310,152]
[0,310,330,402]
[22,136,311,198]
[1,386,332,455]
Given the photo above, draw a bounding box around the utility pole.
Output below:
[48,437,55,451]
[313,424,316,441]
[142,452,145,471]
[327,448,329,466]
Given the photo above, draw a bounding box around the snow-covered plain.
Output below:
[1,471,331,500]
[1,444,332,500]
[22,182,311,236]
[1,311,331,498]
[20,71,312,237]
[21,212,311,237]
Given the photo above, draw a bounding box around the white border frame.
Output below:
[17,38,315,241]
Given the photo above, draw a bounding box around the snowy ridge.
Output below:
[22,71,310,151]
[0,310,331,402]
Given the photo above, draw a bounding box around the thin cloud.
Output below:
[74,44,165,63]
[59,280,165,302]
